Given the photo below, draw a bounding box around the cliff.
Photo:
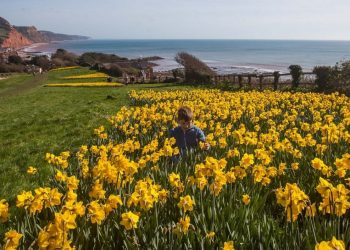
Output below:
[14,26,50,43]
[39,31,89,42]
[0,16,89,49]
[1,28,32,48]
[0,17,11,45]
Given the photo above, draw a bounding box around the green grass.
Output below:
[0,27,9,43]
[0,74,31,92]
[47,67,109,83]
[0,68,194,200]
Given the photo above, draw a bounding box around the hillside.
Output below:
[14,26,50,43]
[0,17,11,45]
[0,19,32,48]
[40,30,89,41]
[0,16,89,49]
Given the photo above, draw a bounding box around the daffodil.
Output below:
[120,211,139,230]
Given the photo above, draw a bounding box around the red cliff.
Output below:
[0,16,88,49]
[1,27,33,48]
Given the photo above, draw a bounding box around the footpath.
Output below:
[0,73,47,98]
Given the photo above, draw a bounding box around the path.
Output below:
[0,73,48,98]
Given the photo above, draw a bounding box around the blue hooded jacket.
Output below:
[170,125,206,156]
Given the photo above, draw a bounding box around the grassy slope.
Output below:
[0,68,193,200]
[0,27,9,44]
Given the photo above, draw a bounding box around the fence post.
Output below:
[248,75,252,88]
[238,75,243,88]
[259,75,263,90]
[273,71,280,91]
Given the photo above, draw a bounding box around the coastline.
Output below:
[11,39,349,75]
[15,40,296,74]
[18,42,52,56]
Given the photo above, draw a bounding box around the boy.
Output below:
[170,106,209,158]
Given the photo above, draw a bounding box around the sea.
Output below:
[24,39,350,74]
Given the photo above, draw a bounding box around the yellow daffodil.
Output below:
[27,166,37,175]
[120,211,139,230]
[242,194,251,205]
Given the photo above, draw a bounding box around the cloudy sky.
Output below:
[2,0,350,40]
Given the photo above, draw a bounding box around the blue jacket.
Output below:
[170,125,206,155]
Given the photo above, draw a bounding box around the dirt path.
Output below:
[0,73,48,98]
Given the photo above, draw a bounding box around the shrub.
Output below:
[313,66,334,91]
[288,65,303,88]
[0,63,26,73]
[107,65,123,77]
[8,55,23,65]
[96,64,123,77]
[30,55,51,70]
[334,60,350,86]
[51,49,78,67]
[78,52,127,67]
[172,68,184,79]
[175,52,215,84]
[51,58,66,67]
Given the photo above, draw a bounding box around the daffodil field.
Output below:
[45,82,123,87]
[2,89,350,249]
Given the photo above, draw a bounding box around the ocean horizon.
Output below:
[25,39,350,74]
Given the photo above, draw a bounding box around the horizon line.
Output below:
[84,38,350,42]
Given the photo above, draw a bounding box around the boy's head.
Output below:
[177,106,193,131]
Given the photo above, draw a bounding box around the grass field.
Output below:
[0,67,193,200]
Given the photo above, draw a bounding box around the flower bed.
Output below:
[1,90,350,249]
[62,73,108,79]
[45,82,123,87]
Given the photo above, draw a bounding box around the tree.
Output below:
[175,52,215,84]
[288,65,303,89]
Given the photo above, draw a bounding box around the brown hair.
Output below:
[177,106,193,122]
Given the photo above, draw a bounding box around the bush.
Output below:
[334,60,350,86]
[8,55,23,65]
[175,52,215,84]
[172,68,184,79]
[162,77,179,83]
[108,65,124,77]
[0,63,26,73]
[96,64,124,77]
[51,49,78,67]
[30,55,51,70]
[313,66,334,91]
[51,58,66,67]
[78,52,127,67]
[288,65,303,88]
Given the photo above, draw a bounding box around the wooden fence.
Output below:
[211,72,315,90]
[116,71,316,88]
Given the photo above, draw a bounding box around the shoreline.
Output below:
[17,42,52,57]
[12,40,330,74]
[14,41,294,74]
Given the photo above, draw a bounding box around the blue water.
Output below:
[27,39,350,74]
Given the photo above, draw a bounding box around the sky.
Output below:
[1,0,350,40]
